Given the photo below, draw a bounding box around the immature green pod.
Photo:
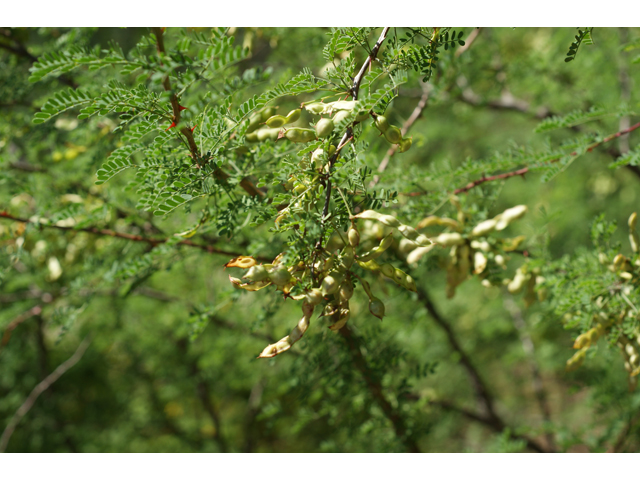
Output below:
[245,132,259,143]
[315,118,335,138]
[243,265,270,283]
[285,108,301,123]
[369,298,385,320]
[257,128,281,142]
[268,265,293,286]
[358,234,394,263]
[339,280,354,302]
[260,107,276,121]
[566,347,588,372]
[247,111,263,133]
[374,115,389,133]
[380,263,395,278]
[341,246,355,269]
[333,110,350,125]
[266,115,288,128]
[284,128,316,143]
[305,288,324,306]
[304,102,327,115]
[348,226,360,247]
[398,137,412,153]
[384,126,402,144]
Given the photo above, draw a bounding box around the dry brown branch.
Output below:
[0,336,91,452]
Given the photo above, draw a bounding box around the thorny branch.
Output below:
[0,336,91,452]
[339,325,421,452]
[151,28,262,198]
[0,211,269,261]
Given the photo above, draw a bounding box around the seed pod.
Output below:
[245,132,259,143]
[566,347,588,372]
[268,265,293,286]
[398,238,418,255]
[369,297,385,320]
[321,274,340,295]
[229,276,271,292]
[284,127,316,143]
[355,111,370,122]
[398,137,412,153]
[471,218,498,237]
[494,255,506,268]
[473,251,487,274]
[225,256,257,269]
[434,232,465,247]
[348,226,360,247]
[470,240,490,252]
[341,246,355,269]
[329,304,351,331]
[258,301,315,358]
[330,100,358,112]
[406,245,435,265]
[333,110,350,124]
[243,265,270,282]
[380,263,395,278]
[247,111,263,133]
[305,288,324,306]
[384,126,402,144]
[353,210,431,247]
[502,235,527,252]
[260,107,276,121]
[358,233,394,263]
[613,254,626,269]
[285,108,301,123]
[374,115,389,133]
[315,118,335,138]
[304,102,327,115]
[266,115,288,128]
[507,268,527,294]
[257,127,281,142]
[495,205,528,230]
[339,280,354,302]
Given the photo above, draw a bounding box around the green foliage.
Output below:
[2,27,640,454]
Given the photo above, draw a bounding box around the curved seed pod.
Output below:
[473,251,487,275]
[315,118,335,138]
[398,238,418,255]
[229,275,271,292]
[266,115,288,128]
[470,240,490,252]
[369,297,385,320]
[358,233,394,263]
[524,274,537,307]
[495,205,528,230]
[247,112,263,133]
[629,212,639,253]
[374,115,389,133]
[355,111,370,122]
[258,302,315,358]
[225,256,257,269]
[502,235,527,252]
[353,210,431,247]
[406,245,435,265]
[329,303,351,331]
[384,126,402,144]
[566,347,589,372]
[260,107,277,121]
[268,265,293,286]
[305,288,324,306]
[378,263,417,292]
[398,137,412,153]
[257,127,281,142]
[348,226,360,247]
[357,259,382,272]
[416,216,460,231]
[284,128,317,143]
[243,265,270,282]
[494,254,506,268]
[341,246,355,269]
[285,108,301,123]
[507,268,527,294]
[329,100,358,112]
[434,232,465,247]
[245,132,259,143]
[613,253,626,269]
[471,218,498,237]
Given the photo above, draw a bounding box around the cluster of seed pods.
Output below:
[242,100,412,153]
[565,212,640,389]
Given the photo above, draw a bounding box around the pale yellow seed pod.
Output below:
[321,274,340,295]
[435,232,465,247]
[268,265,293,286]
[333,110,350,124]
[507,268,527,294]
[305,288,324,306]
[471,218,498,237]
[398,238,418,255]
[629,212,638,230]
[339,281,354,302]
[495,205,528,230]
[473,251,487,275]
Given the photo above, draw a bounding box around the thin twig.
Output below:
[338,325,421,452]
[1,305,42,348]
[0,211,269,261]
[453,121,640,194]
[455,28,482,58]
[0,336,91,452]
[504,297,555,451]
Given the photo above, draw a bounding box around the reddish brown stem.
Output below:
[0,211,269,261]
